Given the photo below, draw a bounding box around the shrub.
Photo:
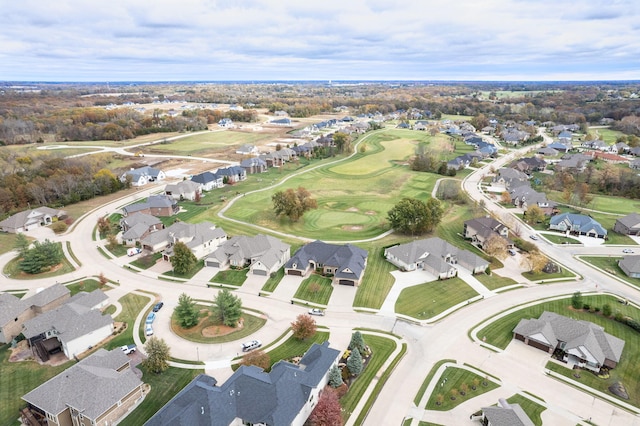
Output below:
[51,221,68,233]
[602,303,612,317]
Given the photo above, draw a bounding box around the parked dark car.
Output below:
[153,302,164,312]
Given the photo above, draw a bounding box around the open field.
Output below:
[142,130,273,157]
[476,294,640,408]
[589,127,625,145]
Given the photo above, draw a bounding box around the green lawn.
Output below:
[590,127,625,145]
[506,394,545,426]
[260,331,330,371]
[3,243,76,280]
[0,344,74,426]
[160,260,205,279]
[143,130,272,156]
[547,191,640,216]
[122,366,202,425]
[580,256,640,289]
[261,267,284,293]
[340,334,397,422]
[104,293,152,350]
[474,272,517,291]
[130,252,163,269]
[414,359,456,405]
[542,233,581,245]
[211,268,248,287]
[395,277,479,319]
[171,306,266,344]
[475,294,640,408]
[522,265,576,282]
[354,244,397,309]
[293,275,333,305]
[426,365,499,411]
[66,279,104,295]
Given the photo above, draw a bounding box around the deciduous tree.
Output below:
[212,289,243,327]
[170,241,197,275]
[175,293,199,328]
[272,187,318,222]
[143,337,170,374]
[387,197,443,235]
[520,250,547,273]
[483,235,508,260]
[307,388,343,426]
[291,313,317,340]
[525,205,545,225]
[240,349,270,370]
[333,132,351,153]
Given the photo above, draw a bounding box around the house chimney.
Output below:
[498,398,510,409]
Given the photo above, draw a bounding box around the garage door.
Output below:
[253,269,267,276]
[205,260,220,267]
[288,270,302,276]
[339,279,354,286]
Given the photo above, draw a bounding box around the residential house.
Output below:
[630,158,640,170]
[0,207,66,234]
[630,146,640,157]
[145,342,340,426]
[22,349,145,426]
[235,144,259,156]
[121,195,179,217]
[22,289,112,361]
[619,255,640,279]
[384,237,489,278]
[554,154,591,173]
[285,241,368,286]
[549,213,607,239]
[509,186,556,213]
[547,141,572,153]
[240,157,268,174]
[260,151,285,168]
[206,234,290,276]
[269,117,292,126]
[493,168,529,189]
[536,147,559,156]
[588,151,629,165]
[464,217,512,250]
[474,399,535,426]
[120,213,163,246]
[513,311,625,372]
[509,157,547,174]
[218,118,233,128]
[164,180,202,201]
[0,284,70,344]
[158,221,228,261]
[581,139,607,151]
[120,166,165,186]
[614,213,640,236]
[191,171,224,191]
[557,130,573,141]
[217,166,247,183]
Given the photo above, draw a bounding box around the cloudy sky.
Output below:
[1,0,639,81]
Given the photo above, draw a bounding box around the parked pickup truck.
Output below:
[121,344,136,355]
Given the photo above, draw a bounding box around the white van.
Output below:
[241,340,262,352]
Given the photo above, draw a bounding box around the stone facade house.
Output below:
[285,241,368,286]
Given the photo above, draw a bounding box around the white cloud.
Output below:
[0,0,638,80]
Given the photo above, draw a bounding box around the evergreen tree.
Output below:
[14,233,30,256]
[346,348,363,376]
[212,289,243,327]
[328,365,344,388]
[174,293,199,328]
[349,331,367,357]
[19,239,63,274]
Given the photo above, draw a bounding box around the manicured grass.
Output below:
[0,233,19,256]
[104,305,117,315]
[414,359,457,405]
[144,130,272,156]
[171,306,266,344]
[261,267,284,292]
[105,243,128,257]
[161,260,205,279]
[542,233,581,245]
[104,293,152,350]
[353,342,407,426]
[506,394,545,426]
[0,344,74,426]
[354,245,397,309]
[340,334,397,422]
[261,331,330,371]
[522,265,576,281]
[293,275,333,305]
[546,191,640,216]
[426,366,499,411]
[122,366,203,425]
[2,244,76,280]
[395,277,479,319]
[130,252,163,269]
[590,127,626,145]
[211,268,248,287]
[475,273,517,290]
[158,203,210,227]
[66,279,103,295]
[580,256,640,289]
[476,294,640,408]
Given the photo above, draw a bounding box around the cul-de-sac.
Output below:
[2,82,640,426]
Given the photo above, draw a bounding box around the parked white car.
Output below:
[623,248,634,254]
[308,308,325,316]
[145,325,154,336]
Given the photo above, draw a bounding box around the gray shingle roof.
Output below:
[285,241,368,280]
[482,403,534,426]
[385,237,487,274]
[208,234,289,269]
[22,349,142,420]
[513,311,625,365]
[0,293,28,326]
[616,213,640,229]
[25,283,70,308]
[145,342,339,426]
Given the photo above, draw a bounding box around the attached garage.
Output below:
[287,270,303,276]
[252,269,267,276]
[206,259,221,268]
[338,279,355,286]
